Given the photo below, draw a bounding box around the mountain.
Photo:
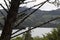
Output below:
[0,7,60,29]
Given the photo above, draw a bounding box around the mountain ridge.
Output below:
[0,7,60,29]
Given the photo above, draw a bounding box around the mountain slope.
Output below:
[0,7,60,29]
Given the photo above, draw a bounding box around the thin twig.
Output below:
[4,0,9,10]
[12,27,25,35]
[0,10,6,20]
[0,4,8,13]
[23,0,36,4]
[0,10,5,17]
[20,1,45,13]
[7,0,11,4]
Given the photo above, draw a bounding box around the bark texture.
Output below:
[0,0,20,40]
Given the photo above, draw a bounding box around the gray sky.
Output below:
[0,0,59,37]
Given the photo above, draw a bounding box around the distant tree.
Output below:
[42,26,60,40]
[33,36,41,40]
[12,37,23,40]
[24,27,33,40]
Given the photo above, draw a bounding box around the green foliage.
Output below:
[42,27,60,40]
[12,37,23,40]
[33,36,42,40]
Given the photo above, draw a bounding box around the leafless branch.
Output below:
[4,0,9,10]
[7,0,11,4]
[0,4,8,13]
[20,2,43,13]
[23,0,36,4]
[0,10,5,17]
[12,28,24,35]
[0,10,6,20]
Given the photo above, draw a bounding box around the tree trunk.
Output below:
[0,0,20,40]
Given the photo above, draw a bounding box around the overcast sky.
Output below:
[0,0,59,37]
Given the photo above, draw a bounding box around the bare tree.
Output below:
[0,0,23,40]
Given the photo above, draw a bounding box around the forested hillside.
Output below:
[0,7,60,29]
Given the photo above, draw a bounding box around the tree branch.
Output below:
[4,0,9,10]
[7,0,11,4]
[0,4,8,13]
[23,0,36,4]
[0,10,6,20]
[20,2,43,14]
[0,10,5,17]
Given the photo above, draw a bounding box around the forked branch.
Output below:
[0,4,8,13]
[4,0,9,10]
